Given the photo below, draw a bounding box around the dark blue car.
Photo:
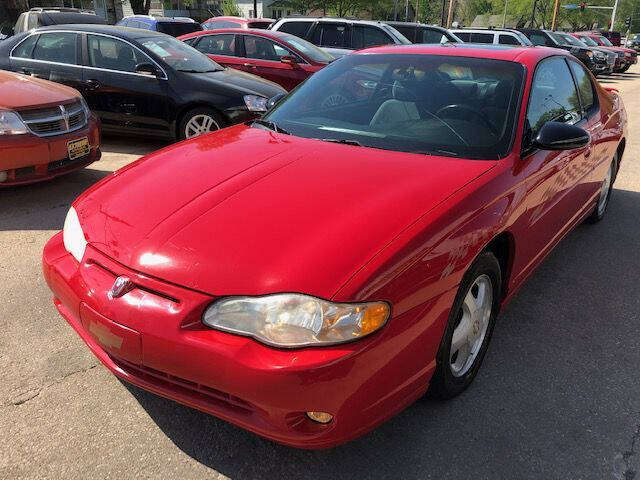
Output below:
[116,15,202,37]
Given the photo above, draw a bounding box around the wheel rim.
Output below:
[450,274,493,377]
[184,114,220,139]
[597,162,613,216]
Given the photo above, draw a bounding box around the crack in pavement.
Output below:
[2,363,99,408]
[615,423,640,480]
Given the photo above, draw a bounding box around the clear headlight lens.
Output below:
[79,96,90,117]
[586,50,593,58]
[63,207,87,262]
[203,294,390,348]
[0,110,27,135]
[243,95,268,112]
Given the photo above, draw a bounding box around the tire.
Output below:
[586,154,617,224]
[429,251,502,399]
[178,107,224,140]
[620,64,631,73]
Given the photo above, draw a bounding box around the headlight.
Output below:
[203,294,390,348]
[586,50,593,58]
[63,207,87,262]
[79,96,90,117]
[0,110,28,135]
[594,51,605,59]
[243,95,268,112]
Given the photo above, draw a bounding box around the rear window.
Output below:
[43,12,106,26]
[277,21,312,38]
[203,20,241,29]
[157,22,202,37]
[499,34,519,45]
[248,21,271,29]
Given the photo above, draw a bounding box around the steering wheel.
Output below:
[434,104,499,137]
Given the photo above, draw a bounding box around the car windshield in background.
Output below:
[157,22,201,37]
[264,54,524,159]
[557,33,584,47]
[578,35,598,46]
[279,32,335,63]
[598,36,614,46]
[140,35,222,72]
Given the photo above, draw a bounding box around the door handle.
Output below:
[85,79,101,90]
[242,63,257,68]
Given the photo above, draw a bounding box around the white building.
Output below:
[236,0,300,19]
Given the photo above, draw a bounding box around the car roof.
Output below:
[385,21,448,30]
[356,43,563,62]
[183,28,290,40]
[33,24,166,39]
[124,15,195,23]
[204,16,274,23]
[277,17,394,27]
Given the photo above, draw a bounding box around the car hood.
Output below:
[193,67,286,97]
[75,126,494,298]
[0,70,78,109]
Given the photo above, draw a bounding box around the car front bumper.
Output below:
[43,233,447,448]
[0,114,101,186]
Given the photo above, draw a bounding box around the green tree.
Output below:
[221,0,241,16]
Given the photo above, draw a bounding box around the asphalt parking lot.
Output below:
[2,67,640,480]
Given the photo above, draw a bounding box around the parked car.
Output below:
[0,25,286,140]
[573,31,637,72]
[626,33,640,51]
[552,31,616,75]
[201,16,273,30]
[518,29,605,74]
[179,28,334,90]
[116,15,202,37]
[0,70,100,186]
[43,43,626,448]
[599,29,622,46]
[10,7,105,37]
[270,17,411,58]
[384,21,461,44]
[450,27,532,46]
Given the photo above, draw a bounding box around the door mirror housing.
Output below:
[532,121,590,150]
[135,63,160,77]
[266,93,286,111]
[280,55,298,66]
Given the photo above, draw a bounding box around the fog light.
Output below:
[0,171,7,183]
[306,411,333,424]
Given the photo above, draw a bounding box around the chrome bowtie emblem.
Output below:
[109,276,134,299]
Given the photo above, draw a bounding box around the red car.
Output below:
[201,16,273,30]
[573,32,638,72]
[43,45,626,448]
[179,28,334,91]
[0,70,100,186]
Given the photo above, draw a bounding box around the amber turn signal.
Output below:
[306,411,333,424]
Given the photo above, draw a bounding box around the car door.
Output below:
[80,33,173,137]
[192,33,244,70]
[517,56,592,266]
[310,22,350,51]
[240,34,308,90]
[9,31,85,91]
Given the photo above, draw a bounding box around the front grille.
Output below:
[17,99,87,138]
[110,355,254,415]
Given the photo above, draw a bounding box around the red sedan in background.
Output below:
[179,28,334,90]
[573,32,638,72]
[201,16,273,30]
[0,70,100,186]
[43,45,626,448]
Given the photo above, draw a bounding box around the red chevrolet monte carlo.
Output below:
[43,45,626,448]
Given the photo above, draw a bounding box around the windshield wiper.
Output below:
[252,119,290,135]
[318,138,363,147]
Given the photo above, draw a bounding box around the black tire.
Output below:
[178,107,225,141]
[620,64,631,73]
[586,154,617,224]
[429,251,501,399]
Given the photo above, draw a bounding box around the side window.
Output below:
[394,26,416,42]
[278,21,312,38]
[352,26,393,49]
[32,32,78,64]
[499,34,519,45]
[455,32,470,42]
[422,29,447,44]
[529,32,551,46]
[568,60,596,114]
[87,34,145,73]
[312,23,347,48]
[195,34,236,56]
[243,36,295,61]
[27,14,39,30]
[527,57,581,138]
[469,32,494,43]
[12,34,38,59]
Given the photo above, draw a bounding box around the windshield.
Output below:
[578,35,598,46]
[157,21,202,37]
[140,35,222,72]
[558,33,583,47]
[598,36,613,46]
[279,32,334,63]
[263,54,524,159]
[385,25,413,45]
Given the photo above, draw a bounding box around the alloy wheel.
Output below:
[184,114,220,139]
[597,162,613,216]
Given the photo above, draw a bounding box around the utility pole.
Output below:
[405,0,409,21]
[610,0,620,30]
[502,0,508,27]
[416,0,419,22]
[446,0,455,27]
[393,0,398,20]
[441,0,446,26]
[253,0,257,18]
[550,0,560,30]
[530,0,538,27]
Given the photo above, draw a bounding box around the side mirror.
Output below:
[532,121,590,150]
[135,62,160,77]
[280,55,298,66]
[266,93,286,111]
